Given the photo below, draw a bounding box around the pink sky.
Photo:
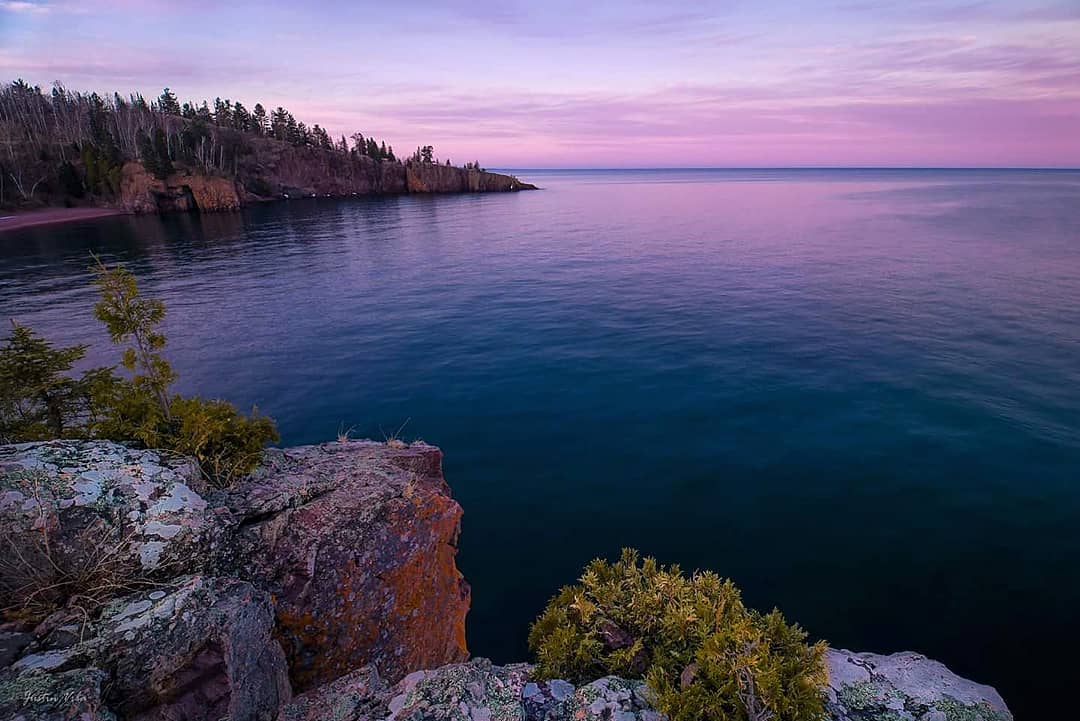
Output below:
[1,0,1078,167]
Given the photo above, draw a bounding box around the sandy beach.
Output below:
[0,207,127,233]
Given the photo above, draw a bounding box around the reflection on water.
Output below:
[2,169,1079,718]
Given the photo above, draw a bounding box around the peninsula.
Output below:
[0,80,535,221]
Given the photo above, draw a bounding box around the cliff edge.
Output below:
[119,152,535,214]
[0,440,1010,721]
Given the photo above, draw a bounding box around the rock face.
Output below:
[825,649,1012,721]
[120,162,242,213]
[120,145,535,214]
[219,442,471,690]
[0,666,115,721]
[4,576,290,721]
[405,163,535,193]
[0,439,1013,721]
[0,439,470,719]
[278,665,389,721]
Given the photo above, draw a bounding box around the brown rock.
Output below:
[119,162,241,213]
[219,440,470,691]
[182,173,241,211]
[406,162,536,193]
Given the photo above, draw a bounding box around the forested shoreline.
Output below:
[0,80,485,210]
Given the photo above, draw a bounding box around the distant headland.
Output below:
[0,80,535,225]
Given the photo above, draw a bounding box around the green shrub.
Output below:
[529,549,828,721]
[168,396,278,487]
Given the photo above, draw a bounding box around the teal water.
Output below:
[2,169,1079,717]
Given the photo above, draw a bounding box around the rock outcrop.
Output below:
[405,163,535,193]
[120,162,243,214]
[218,442,470,690]
[0,440,1012,721]
[119,141,535,214]
[0,441,211,584]
[0,439,470,719]
[386,660,663,721]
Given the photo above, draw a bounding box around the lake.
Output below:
[2,168,1078,718]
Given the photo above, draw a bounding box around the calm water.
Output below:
[3,169,1079,717]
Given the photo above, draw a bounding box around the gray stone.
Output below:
[0,666,115,721]
[16,576,292,721]
[826,649,1013,721]
[0,441,211,589]
[278,664,389,721]
[386,659,531,721]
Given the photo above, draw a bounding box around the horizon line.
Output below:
[491,166,1080,172]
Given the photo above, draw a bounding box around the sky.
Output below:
[1,0,1078,167]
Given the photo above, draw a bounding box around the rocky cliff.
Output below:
[0,440,1012,721]
[120,162,243,214]
[120,144,535,214]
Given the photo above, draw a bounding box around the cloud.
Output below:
[0,1,51,13]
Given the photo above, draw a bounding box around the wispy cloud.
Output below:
[0,1,51,14]
[1,0,1077,166]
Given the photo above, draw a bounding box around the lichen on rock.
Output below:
[218,440,470,691]
[825,649,1012,721]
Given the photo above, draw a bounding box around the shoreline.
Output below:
[0,206,128,234]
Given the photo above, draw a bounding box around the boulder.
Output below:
[218,440,470,690]
[826,649,1013,721]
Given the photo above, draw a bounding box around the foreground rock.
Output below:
[5,576,290,721]
[1,439,470,708]
[219,441,470,690]
[0,440,1012,721]
[376,656,1012,721]
[825,649,1012,721]
[0,440,211,601]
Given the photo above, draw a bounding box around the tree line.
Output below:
[0,79,461,206]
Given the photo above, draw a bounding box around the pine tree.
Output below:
[92,257,175,422]
[252,103,268,135]
[152,127,173,178]
[232,101,250,132]
[0,322,93,441]
[136,129,160,178]
[157,87,181,115]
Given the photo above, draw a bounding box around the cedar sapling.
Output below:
[0,256,278,486]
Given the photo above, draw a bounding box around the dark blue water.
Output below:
[2,169,1079,717]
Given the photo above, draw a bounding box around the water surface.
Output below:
[3,169,1079,718]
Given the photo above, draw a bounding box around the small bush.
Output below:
[168,396,278,488]
[529,549,828,721]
